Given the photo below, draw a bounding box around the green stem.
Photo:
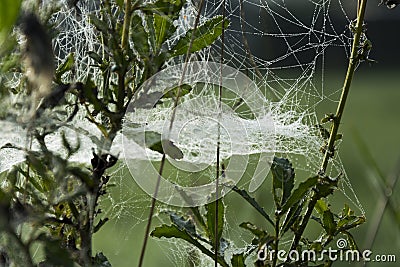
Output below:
[290,0,368,253]
[320,0,367,172]
[121,0,132,50]
[272,215,280,267]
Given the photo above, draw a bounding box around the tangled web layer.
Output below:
[0,0,365,266]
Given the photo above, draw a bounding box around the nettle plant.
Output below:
[0,0,397,266]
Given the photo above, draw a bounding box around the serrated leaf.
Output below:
[171,16,229,57]
[231,253,246,267]
[315,177,338,199]
[280,176,319,214]
[55,53,74,83]
[205,199,225,249]
[271,157,295,208]
[232,186,274,226]
[322,210,337,235]
[153,14,176,52]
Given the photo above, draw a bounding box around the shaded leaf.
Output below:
[271,157,295,208]
[205,199,225,249]
[55,53,74,83]
[142,0,184,20]
[231,253,246,267]
[281,176,319,214]
[281,198,304,235]
[239,222,267,240]
[93,252,112,267]
[153,14,176,52]
[149,138,184,160]
[162,84,192,99]
[38,235,74,267]
[322,210,336,235]
[171,16,229,57]
[232,186,274,226]
[168,211,197,236]
[89,15,109,34]
[130,14,150,58]
[151,224,230,267]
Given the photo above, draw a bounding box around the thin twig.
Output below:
[363,156,400,253]
[289,0,368,252]
[215,0,227,264]
[137,1,206,266]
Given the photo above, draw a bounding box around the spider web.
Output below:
[0,0,365,266]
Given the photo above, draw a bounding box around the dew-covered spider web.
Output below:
[0,0,366,266]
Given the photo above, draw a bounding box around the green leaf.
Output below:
[171,16,230,57]
[153,14,176,52]
[151,224,230,267]
[93,252,112,267]
[239,222,267,240]
[280,176,319,214]
[115,0,124,8]
[55,53,74,83]
[90,15,109,34]
[316,124,330,139]
[322,210,337,235]
[315,199,329,215]
[0,0,21,49]
[130,14,150,58]
[205,199,225,249]
[89,51,103,65]
[280,198,304,235]
[38,235,74,267]
[142,0,184,21]
[232,186,274,226]
[162,84,192,99]
[271,157,295,208]
[341,231,359,250]
[148,137,184,160]
[231,253,246,267]
[167,211,197,236]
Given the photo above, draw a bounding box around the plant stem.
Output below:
[320,0,367,172]
[137,1,205,266]
[215,0,226,265]
[272,215,280,267]
[289,0,368,253]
